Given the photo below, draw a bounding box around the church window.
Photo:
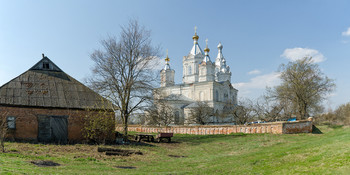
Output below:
[188,66,192,75]
[199,91,204,101]
[175,111,180,124]
[224,92,228,102]
[215,90,219,102]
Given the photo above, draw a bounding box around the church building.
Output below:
[155,29,238,125]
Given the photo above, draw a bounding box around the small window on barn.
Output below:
[43,62,50,69]
[7,116,16,129]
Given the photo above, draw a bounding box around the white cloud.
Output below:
[281,48,325,63]
[232,72,281,98]
[247,69,261,75]
[342,27,350,36]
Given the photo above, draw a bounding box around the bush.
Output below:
[82,110,115,144]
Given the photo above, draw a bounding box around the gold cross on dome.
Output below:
[206,39,208,47]
[165,49,170,62]
[194,26,197,34]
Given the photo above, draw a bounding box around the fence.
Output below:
[116,120,313,135]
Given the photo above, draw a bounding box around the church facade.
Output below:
[155,30,238,125]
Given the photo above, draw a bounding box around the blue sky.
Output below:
[0,0,349,110]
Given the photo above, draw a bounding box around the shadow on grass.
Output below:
[173,133,247,145]
[121,139,156,147]
[312,125,323,134]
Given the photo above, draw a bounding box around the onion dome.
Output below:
[202,39,212,63]
[217,42,223,49]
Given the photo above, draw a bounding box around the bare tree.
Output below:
[228,99,255,125]
[87,19,160,140]
[267,57,335,120]
[188,101,214,125]
[145,101,174,126]
[0,111,8,152]
[254,96,285,122]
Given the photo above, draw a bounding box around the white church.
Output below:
[154,29,238,125]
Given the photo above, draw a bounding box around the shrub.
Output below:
[82,110,115,144]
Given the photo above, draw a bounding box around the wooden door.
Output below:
[37,115,68,144]
[50,116,68,144]
[37,115,51,143]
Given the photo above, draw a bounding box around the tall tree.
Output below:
[268,57,335,120]
[87,19,160,140]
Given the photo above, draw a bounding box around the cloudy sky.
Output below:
[0,0,349,109]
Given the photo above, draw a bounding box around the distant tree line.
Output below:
[315,103,350,126]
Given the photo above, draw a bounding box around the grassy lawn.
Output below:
[1,125,350,174]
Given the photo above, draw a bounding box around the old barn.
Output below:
[0,54,114,143]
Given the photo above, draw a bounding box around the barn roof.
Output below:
[0,54,114,110]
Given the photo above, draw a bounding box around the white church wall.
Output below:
[155,29,238,125]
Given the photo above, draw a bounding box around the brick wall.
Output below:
[118,121,312,135]
[0,106,114,142]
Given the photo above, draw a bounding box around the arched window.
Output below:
[188,66,192,75]
[215,90,219,102]
[174,111,180,124]
[199,91,204,101]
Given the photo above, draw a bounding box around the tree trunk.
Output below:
[123,113,128,142]
[1,139,4,153]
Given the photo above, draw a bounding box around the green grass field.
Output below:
[1,125,350,174]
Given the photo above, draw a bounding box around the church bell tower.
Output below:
[198,39,215,82]
[160,50,175,87]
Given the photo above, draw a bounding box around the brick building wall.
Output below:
[0,106,114,142]
[118,121,312,135]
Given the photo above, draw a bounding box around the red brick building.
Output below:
[0,54,114,143]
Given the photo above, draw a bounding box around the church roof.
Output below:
[164,94,192,102]
[184,102,198,108]
[190,27,204,56]
[0,55,113,110]
[190,43,203,55]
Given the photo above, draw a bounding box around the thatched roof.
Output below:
[0,55,113,110]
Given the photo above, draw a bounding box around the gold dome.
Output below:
[204,47,210,52]
[192,34,199,40]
